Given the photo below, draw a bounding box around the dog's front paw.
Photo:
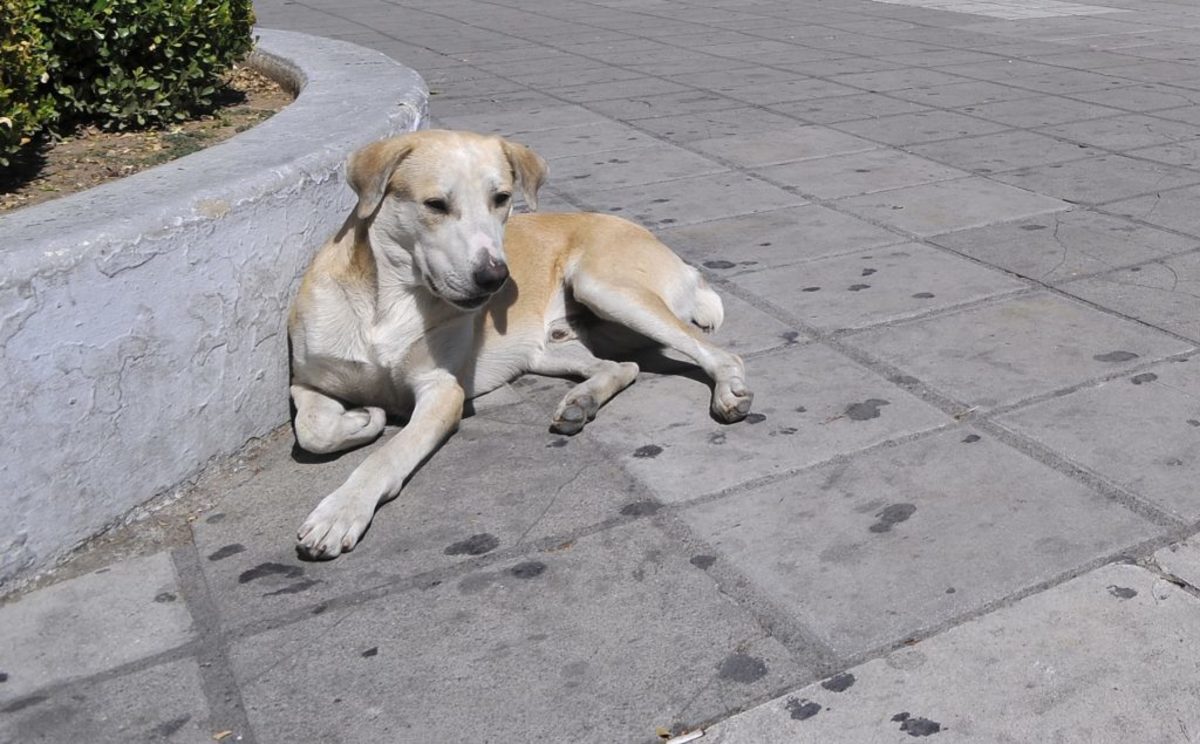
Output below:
[712,376,753,423]
[297,491,375,559]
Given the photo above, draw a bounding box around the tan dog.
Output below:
[289,130,752,558]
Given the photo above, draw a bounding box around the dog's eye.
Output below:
[493,192,511,208]
[424,198,449,214]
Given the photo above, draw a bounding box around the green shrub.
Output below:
[0,0,55,167]
[42,0,256,131]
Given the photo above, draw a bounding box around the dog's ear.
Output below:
[501,139,548,212]
[346,137,415,220]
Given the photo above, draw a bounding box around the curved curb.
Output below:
[0,29,428,587]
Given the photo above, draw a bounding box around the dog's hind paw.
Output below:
[297,492,375,559]
[551,393,598,435]
[712,376,753,423]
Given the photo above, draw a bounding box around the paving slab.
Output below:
[575,343,949,503]
[963,94,1126,127]
[999,356,1200,520]
[833,176,1068,237]
[1039,113,1200,151]
[633,107,805,143]
[574,171,806,229]
[681,430,1160,655]
[1071,83,1200,113]
[546,144,726,198]
[844,292,1192,409]
[657,204,901,273]
[1104,184,1200,236]
[756,149,969,200]
[770,92,932,124]
[506,121,659,160]
[1062,251,1200,341]
[991,154,1200,206]
[706,563,1200,743]
[906,129,1093,174]
[191,410,645,627]
[1153,536,1200,588]
[0,659,213,744]
[229,521,810,744]
[930,208,1197,283]
[731,243,1026,332]
[689,125,878,168]
[831,110,1011,146]
[0,552,194,700]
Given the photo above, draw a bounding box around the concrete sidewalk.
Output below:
[6,0,1200,741]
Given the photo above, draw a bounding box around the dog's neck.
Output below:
[357,218,468,329]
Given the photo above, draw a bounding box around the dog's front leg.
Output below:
[297,373,465,559]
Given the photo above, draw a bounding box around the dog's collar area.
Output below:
[448,295,490,311]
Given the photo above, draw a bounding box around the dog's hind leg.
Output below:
[569,275,752,423]
[528,337,639,435]
[291,384,386,454]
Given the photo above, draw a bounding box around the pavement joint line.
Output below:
[1137,555,1200,601]
[171,543,260,744]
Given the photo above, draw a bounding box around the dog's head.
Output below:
[346,129,547,310]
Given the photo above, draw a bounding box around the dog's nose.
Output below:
[472,258,509,293]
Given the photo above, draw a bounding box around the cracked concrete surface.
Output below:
[5,0,1200,741]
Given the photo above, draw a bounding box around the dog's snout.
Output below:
[473,257,509,293]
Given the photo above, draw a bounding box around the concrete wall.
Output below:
[0,30,428,587]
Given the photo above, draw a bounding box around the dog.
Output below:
[288,130,753,558]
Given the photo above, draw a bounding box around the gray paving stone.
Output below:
[633,107,804,143]
[1004,69,1131,95]
[1153,536,1200,588]
[884,80,1035,108]
[1071,83,1200,113]
[682,431,1159,656]
[428,89,564,119]
[191,411,643,627]
[0,659,213,744]
[0,552,193,699]
[833,177,1067,237]
[771,93,931,125]
[999,356,1200,520]
[727,78,865,106]
[930,209,1197,283]
[706,564,1199,743]
[756,149,969,200]
[690,125,878,168]
[545,76,691,104]
[990,155,1200,206]
[832,110,1010,147]
[511,121,659,161]
[963,94,1126,128]
[229,522,809,743]
[575,172,806,229]
[1062,252,1200,341]
[844,292,1192,408]
[1128,140,1200,169]
[546,145,726,198]
[1104,184,1200,236]
[587,90,747,121]
[1039,113,1200,152]
[732,243,1025,332]
[831,67,976,91]
[658,204,901,272]
[906,130,1093,174]
[703,292,813,356]
[581,344,949,503]
[437,104,608,136]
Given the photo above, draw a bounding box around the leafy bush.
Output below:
[43,0,256,131]
[0,0,55,167]
[1,0,254,166]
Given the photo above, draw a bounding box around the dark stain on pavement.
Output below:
[1108,585,1137,599]
[870,503,917,533]
[264,579,320,596]
[717,653,767,683]
[962,434,981,443]
[1131,373,1157,385]
[633,444,663,458]
[893,712,943,737]
[510,561,547,579]
[846,399,889,421]
[1093,350,1139,362]
[239,562,304,584]
[444,533,500,556]
[207,543,245,561]
[704,260,737,269]
[151,715,191,738]
[785,697,822,720]
[821,672,856,692]
[620,500,661,517]
[690,554,717,570]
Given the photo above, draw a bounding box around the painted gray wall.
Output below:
[0,30,428,587]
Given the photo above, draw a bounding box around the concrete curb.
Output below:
[0,29,428,588]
